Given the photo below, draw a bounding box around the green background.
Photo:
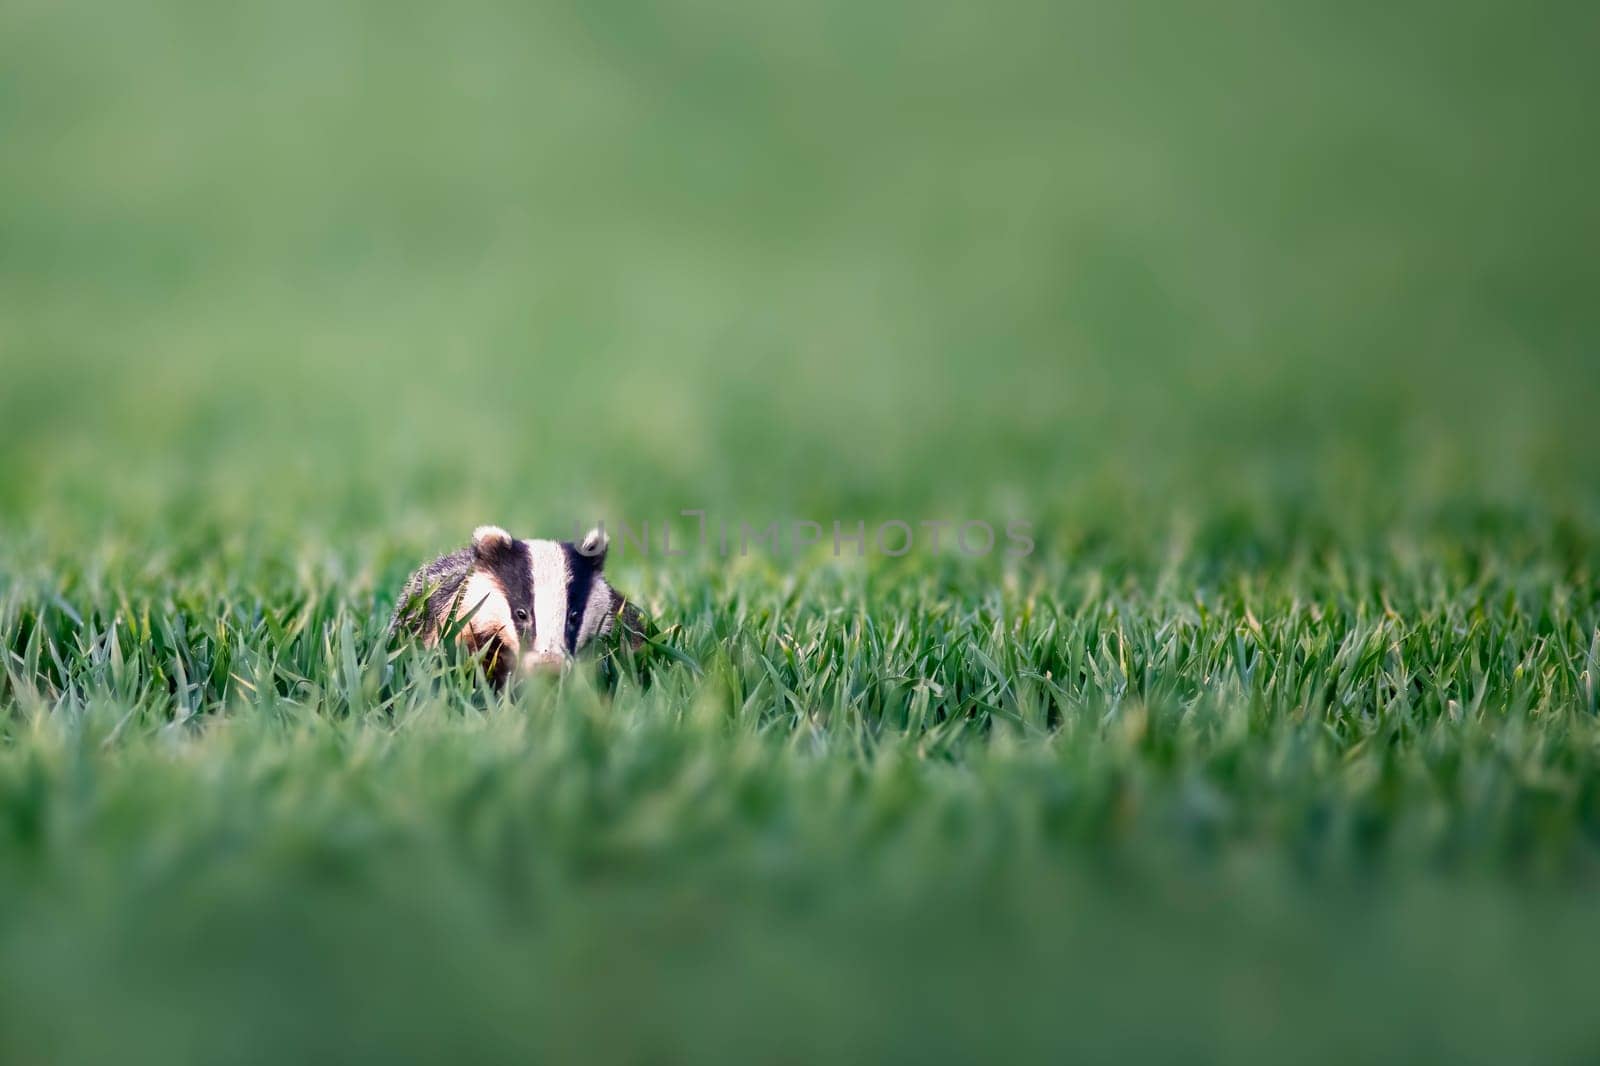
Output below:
[3,1,1599,1062]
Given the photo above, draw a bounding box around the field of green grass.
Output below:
[4,1,1600,1061]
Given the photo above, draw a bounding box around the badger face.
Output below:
[446,525,622,683]
[391,524,637,688]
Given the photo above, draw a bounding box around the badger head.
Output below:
[446,524,627,684]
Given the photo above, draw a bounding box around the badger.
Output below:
[389,525,643,687]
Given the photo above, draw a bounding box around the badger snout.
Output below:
[520,650,569,675]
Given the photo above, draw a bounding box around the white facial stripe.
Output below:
[524,539,570,658]
[454,571,518,655]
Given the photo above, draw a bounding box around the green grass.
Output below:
[4,0,1600,1061]
[7,538,1600,1062]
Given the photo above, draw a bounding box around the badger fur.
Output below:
[390,525,643,687]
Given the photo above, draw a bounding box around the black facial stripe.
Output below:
[474,632,515,690]
[560,542,601,653]
[481,538,534,639]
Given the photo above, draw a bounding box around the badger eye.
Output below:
[568,607,581,623]
[514,609,529,623]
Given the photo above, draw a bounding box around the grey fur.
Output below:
[389,547,475,642]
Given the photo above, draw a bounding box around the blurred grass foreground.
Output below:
[3,1,1600,1063]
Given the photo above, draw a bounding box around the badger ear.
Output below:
[472,525,515,558]
[577,525,609,568]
